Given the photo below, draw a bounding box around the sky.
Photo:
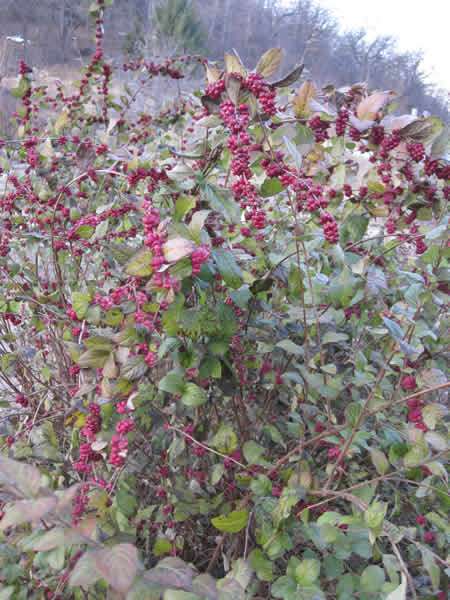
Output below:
[284,0,450,90]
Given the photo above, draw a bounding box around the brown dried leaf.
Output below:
[69,550,101,588]
[0,496,57,530]
[225,73,241,105]
[356,91,395,121]
[0,455,42,498]
[399,116,444,144]
[256,48,283,78]
[272,63,304,88]
[26,525,90,551]
[205,63,221,84]
[95,543,140,593]
[293,81,316,118]
[201,95,221,114]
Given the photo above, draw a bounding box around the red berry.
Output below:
[400,375,417,391]
[424,531,435,544]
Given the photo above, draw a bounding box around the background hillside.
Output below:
[1,0,449,121]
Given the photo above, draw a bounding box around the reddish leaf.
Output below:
[95,543,140,593]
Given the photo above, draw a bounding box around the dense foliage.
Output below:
[0,2,449,598]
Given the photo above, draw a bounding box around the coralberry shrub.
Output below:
[0,7,448,600]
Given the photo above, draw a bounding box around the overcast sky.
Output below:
[284,0,450,90]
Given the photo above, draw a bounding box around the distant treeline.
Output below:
[1,0,448,120]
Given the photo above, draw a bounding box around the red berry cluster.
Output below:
[81,403,102,441]
[219,100,267,230]
[244,73,276,116]
[15,393,29,408]
[335,109,349,136]
[407,142,425,163]
[205,79,226,99]
[191,245,210,275]
[308,116,329,142]
[380,130,401,158]
[320,211,339,243]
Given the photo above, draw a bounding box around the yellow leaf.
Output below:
[103,353,118,379]
[205,63,221,84]
[256,48,284,78]
[54,109,69,134]
[73,412,87,428]
[125,248,153,277]
[293,81,316,118]
[224,52,246,76]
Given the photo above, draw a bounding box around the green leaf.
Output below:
[271,576,298,599]
[287,264,304,298]
[341,215,369,244]
[322,332,349,344]
[213,249,243,289]
[425,511,450,534]
[11,77,31,99]
[77,348,112,369]
[211,510,248,533]
[364,501,388,530]
[211,424,238,454]
[421,548,440,591]
[250,475,272,496]
[261,177,284,197]
[294,559,320,585]
[385,575,407,600]
[328,268,357,308]
[243,440,266,465]
[189,210,210,241]
[249,549,274,582]
[116,488,138,518]
[360,565,385,593]
[175,195,196,221]
[211,463,225,485]
[158,372,186,395]
[199,357,222,379]
[422,404,443,430]
[229,287,252,308]
[276,339,303,356]
[204,185,240,223]
[125,248,153,277]
[72,292,91,319]
[153,538,172,557]
[382,317,404,341]
[403,441,429,467]
[369,448,390,475]
[75,225,95,239]
[181,383,207,407]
